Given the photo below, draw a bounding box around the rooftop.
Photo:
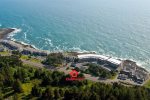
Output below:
[77,54,122,65]
[77,54,109,60]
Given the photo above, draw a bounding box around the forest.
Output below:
[0,55,150,100]
[81,63,117,79]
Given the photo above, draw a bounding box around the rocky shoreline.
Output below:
[0,28,15,39]
[0,28,49,56]
[0,28,150,85]
[0,28,150,73]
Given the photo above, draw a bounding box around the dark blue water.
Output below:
[0,0,150,70]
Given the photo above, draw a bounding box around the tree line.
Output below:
[0,55,150,100]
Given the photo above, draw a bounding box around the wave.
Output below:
[44,38,53,47]
[6,28,149,72]
[11,39,39,50]
[7,28,22,39]
[101,52,150,72]
[68,47,91,53]
[6,27,39,50]
[64,47,150,71]
[24,32,27,40]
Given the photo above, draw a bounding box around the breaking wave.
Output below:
[7,28,22,39]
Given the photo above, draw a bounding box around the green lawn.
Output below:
[22,82,33,95]
[0,51,10,56]
[22,79,42,95]
[144,79,150,88]
[110,74,117,80]
[21,55,29,60]
[30,58,41,63]
[21,55,42,63]
[3,79,42,99]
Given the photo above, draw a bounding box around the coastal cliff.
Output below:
[0,28,49,56]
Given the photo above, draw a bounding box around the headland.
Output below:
[0,28,149,86]
[0,28,15,39]
[0,28,49,56]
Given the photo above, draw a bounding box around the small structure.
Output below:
[120,60,149,84]
[0,46,4,52]
[80,66,88,71]
[71,63,76,67]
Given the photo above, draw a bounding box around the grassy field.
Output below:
[21,55,29,60]
[22,79,42,95]
[0,51,10,56]
[110,74,117,80]
[4,79,42,99]
[144,79,150,88]
[21,55,42,63]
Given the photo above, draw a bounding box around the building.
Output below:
[77,54,122,71]
[0,47,4,52]
[120,60,149,84]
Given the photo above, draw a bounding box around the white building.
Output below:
[77,54,122,70]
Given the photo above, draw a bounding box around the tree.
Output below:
[54,89,61,99]
[59,88,64,97]
[42,76,53,86]
[14,68,29,82]
[1,66,14,86]
[12,50,22,58]
[42,53,64,67]
[34,69,42,78]
[0,74,4,88]
[42,87,54,100]
[13,93,19,100]
[31,85,42,97]
[0,89,3,100]
[13,79,23,93]
[90,92,100,100]
[78,73,85,78]
[74,67,80,72]
[74,58,79,63]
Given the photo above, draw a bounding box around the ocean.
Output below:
[0,0,150,70]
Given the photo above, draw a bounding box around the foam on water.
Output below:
[8,28,22,38]
[1,0,150,71]
[44,38,53,47]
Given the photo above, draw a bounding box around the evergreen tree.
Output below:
[13,93,19,100]
[0,89,3,100]
[54,89,61,100]
[42,87,54,100]
[13,79,23,93]
[59,88,64,97]
[31,85,42,97]
[90,92,100,100]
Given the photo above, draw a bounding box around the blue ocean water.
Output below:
[0,0,150,70]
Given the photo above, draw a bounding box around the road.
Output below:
[21,58,143,86]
